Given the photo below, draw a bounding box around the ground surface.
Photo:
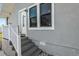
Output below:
[0,50,6,56]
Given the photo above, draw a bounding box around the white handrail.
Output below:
[2,25,9,40]
[2,24,21,56]
[9,24,21,56]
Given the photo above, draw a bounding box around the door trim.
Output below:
[18,8,26,13]
[18,8,27,36]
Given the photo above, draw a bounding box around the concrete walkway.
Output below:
[0,50,6,56]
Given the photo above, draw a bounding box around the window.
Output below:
[40,3,51,27]
[29,6,37,27]
[28,3,54,30]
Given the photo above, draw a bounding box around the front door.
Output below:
[18,9,27,36]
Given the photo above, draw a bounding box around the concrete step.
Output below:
[21,39,32,46]
[22,46,38,56]
[21,34,25,37]
[31,49,42,56]
[21,36,28,40]
[21,43,35,54]
[39,52,49,56]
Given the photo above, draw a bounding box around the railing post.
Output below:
[17,34,21,56]
[2,25,3,39]
[17,25,21,56]
[8,24,11,42]
[1,25,4,50]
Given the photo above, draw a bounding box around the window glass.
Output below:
[30,17,37,27]
[29,6,37,27]
[40,3,52,27]
[29,6,37,17]
[40,14,51,27]
[40,3,51,15]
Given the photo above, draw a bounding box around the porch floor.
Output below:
[0,50,6,56]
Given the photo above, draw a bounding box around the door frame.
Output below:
[18,8,27,36]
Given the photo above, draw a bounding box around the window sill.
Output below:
[28,27,54,30]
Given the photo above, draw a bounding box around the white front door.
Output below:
[19,9,27,36]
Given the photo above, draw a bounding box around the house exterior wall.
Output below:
[9,3,79,56]
[27,3,79,56]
